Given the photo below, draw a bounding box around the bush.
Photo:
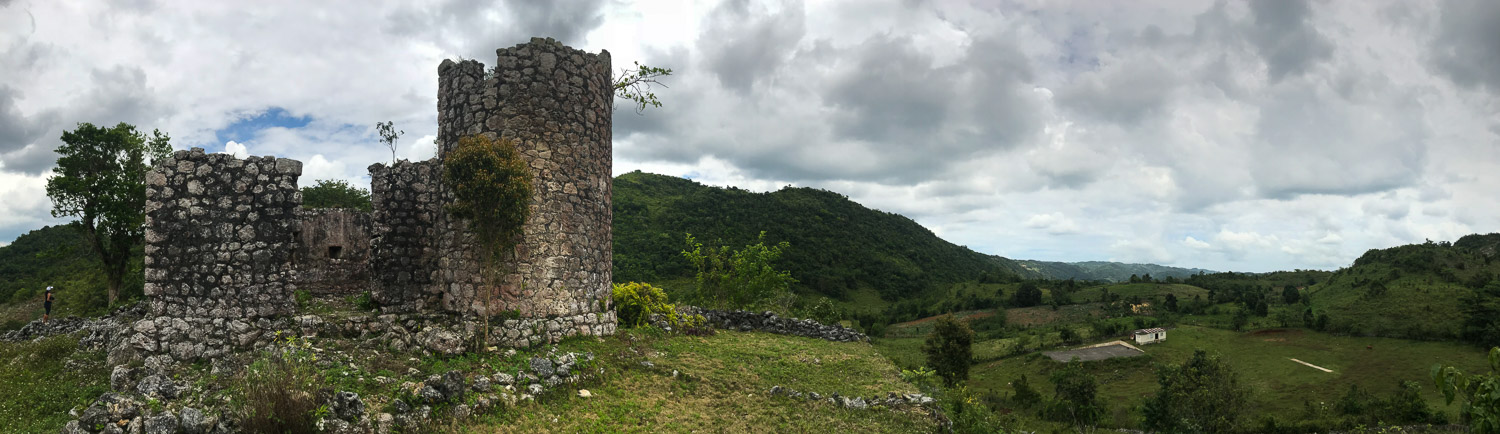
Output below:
[1010,374,1041,409]
[442,134,533,264]
[239,337,324,434]
[612,282,677,328]
[349,291,377,311]
[923,315,975,387]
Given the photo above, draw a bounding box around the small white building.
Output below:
[1133,327,1166,345]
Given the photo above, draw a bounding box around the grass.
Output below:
[0,334,110,434]
[964,324,1490,430]
[453,329,935,433]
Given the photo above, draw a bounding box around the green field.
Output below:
[959,325,1487,430]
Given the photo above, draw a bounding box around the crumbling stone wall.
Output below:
[143,148,301,318]
[292,208,372,295]
[371,37,614,331]
[427,37,616,320]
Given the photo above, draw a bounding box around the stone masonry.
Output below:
[140,38,617,345]
[370,37,615,325]
[143,149,302,318]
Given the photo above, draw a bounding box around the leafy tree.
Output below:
[1434,347,1500,433]
[443,135,533,264]
[1011,374,1041,409]
[1058,327,1080,345]
[1164,293,1179,312]
[46,122,170,305]
[300,179,372,211]
[1231,308,1250,331]
[682,231,796,310]
[1142,350,1250,434]
[1046,358,1104,431]
[375,121,403,164]
[1464,281,1500,348]
[1011,281,1042,307]
[922,315,974,387]
[614,62,673,113]
[1282,286,1301,304]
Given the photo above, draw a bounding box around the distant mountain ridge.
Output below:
[1016,259,1216,282]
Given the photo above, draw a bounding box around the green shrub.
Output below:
[349,291,377,311]
[239,336,325,434]
[294,289,312,309]
[612,282,677,328]
[922,315,974,387]
[1010,374,1041,409]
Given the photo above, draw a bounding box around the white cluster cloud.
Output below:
[1,0,1498,273]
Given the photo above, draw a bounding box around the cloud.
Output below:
[1024,212,1081,235]
[1246,0,1335,82]
[698,0,806,93]
[1428,0,1500,93]
[222,140,248,158]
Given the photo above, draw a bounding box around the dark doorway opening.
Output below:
[328,245,343,259]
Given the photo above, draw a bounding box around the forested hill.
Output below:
[611,171,1042,301]
[1307,233,1500,341]
[1016,259,1215,282]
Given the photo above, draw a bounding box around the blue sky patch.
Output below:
[213,107,312,145]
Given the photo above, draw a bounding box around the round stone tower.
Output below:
[434,37,614,324]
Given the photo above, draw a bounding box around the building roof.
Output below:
[1133,327,1166,335]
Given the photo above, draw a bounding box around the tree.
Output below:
[922,315,974,387]
[46,122,170,306]
[1046,358,1104,431]
[300,179,372,211]
[682,231,796,310]
[1142,350,1250,433]
[1231,308,1250,331]
[1282,285,1301,304]
[1011,281,1043,307]
[614,61,673,113]
[1464,281,1500,348]
[1164,293,1179,312]
[1011,374,1041,408]
[1434,347,1500,433]
[376,121,403,164]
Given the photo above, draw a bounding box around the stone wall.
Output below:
[370,37,614,322]
[368,160,447,312]
[292,208,372,295]
[143,148,301,319]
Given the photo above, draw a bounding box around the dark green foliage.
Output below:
[1335,382,1446,426]
[300,179,372,211]
[682,231,796,310]
[1464,281,1500,348]
[443,135,533,266]
[1010,374,1041,409]
[46,122,170,305]
[1142,350,1249,434]
[1232,308,1250,331]
[1019,260,1212,282]
[1058,327,1080,345]
[1044,358,1104,430]
[1011,281,1042,307]
[1281,286,1301,304]
[0,225,133,318]
[610,171,1033,301]
[922,315,974,387]
[1164,293,1179,312]
[1434,347,1500,433]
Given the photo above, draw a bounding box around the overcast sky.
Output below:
[2,0,1498,273]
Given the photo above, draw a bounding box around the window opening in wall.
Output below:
[328,245,343,259]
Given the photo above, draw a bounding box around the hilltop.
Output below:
[611,171,1041,302]
[1308,234,1500,340]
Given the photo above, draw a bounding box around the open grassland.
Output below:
[455,329,935,433]
[0,334,110,434]
[966,325,1489,430]
[1308,269,1472,339]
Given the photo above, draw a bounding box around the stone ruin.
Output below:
[139,38,617,352]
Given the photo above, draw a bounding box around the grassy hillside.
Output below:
[0,225,136,327]
[1308,236,1500,340]
[612,171,1040,302]
[456,330,934,433]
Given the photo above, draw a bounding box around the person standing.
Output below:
[43,287,54,324]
